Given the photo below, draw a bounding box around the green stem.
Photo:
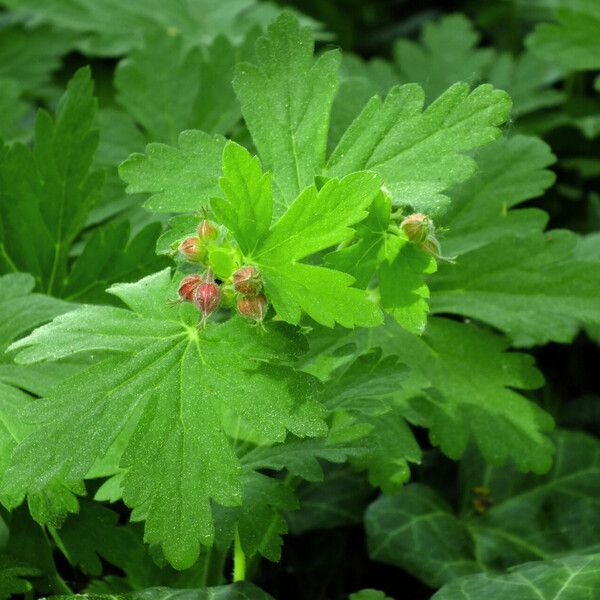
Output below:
[232,527,246,582]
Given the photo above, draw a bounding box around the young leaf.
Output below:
[0,556,39,600]
[0,67,101,295]
[234,12,341,212]
[432,554,600,600]
[213,142,383,328]
[3,269,326,569]
[119,130,225,212]
[327,81,511,215]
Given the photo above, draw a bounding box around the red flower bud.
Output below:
[178,237,205,262]
[194,281,222,323]
[237,294,268,322]
[197,219,219,242]
[233,266,262,295]
[400,213,432,243]
[178,274,204,302]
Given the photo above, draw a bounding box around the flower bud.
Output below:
[400,213,432,243]
[178,236,205,262]
[237,294,268,322]
[197,219,219,242]
[178,274,203,302]
[233,266,262,295]
[194,281,222,323]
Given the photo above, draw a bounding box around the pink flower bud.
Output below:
[197,219,219,242]
[177,274,203,302]
[237,294,268,322]
[178,236,205,262]
[400,213,432,243]
[233,266,262,296]
[194,281,222,323]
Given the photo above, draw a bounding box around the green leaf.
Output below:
[356,317,554,472]
[213,142,383,328]
[0,23,74,93]
[327,82,512,215]
[234,12,341,212]
[430,230,600,346]
[1,0,287,57]
[432,554,600,599]
[286,465,371,534]
[441,135,556,256]
[115,32,245,144]
[393,14,494,102]
[0,274,76,524]
[0,78,28,141]
[366,430,600,588]
[63,221,169,304]
[0,555,39,600]
[119,130,225,213]
[350,591,394,600]
[47,582,275,600]
[527,0,600,71]
[3,269,326,569]
[0,67,102,295]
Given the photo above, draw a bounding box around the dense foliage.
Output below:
[0,1,599,598]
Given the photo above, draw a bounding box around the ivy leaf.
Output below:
[3,269,326,569]
[119,130,226,213]
[356,317,554,472]
[430,230,600,346]
[527,0,600,71]
[234,12,341,212]
[212,142,383,328]
[432,554,600,599]
[441,135,556,256]
[327,81,512,215]
[0,67,102,295]
[366,429,600,588]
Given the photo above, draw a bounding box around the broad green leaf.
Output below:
[393,14,494,102]
[527,0,600,71]
[392,14,563,118]
[432,554,600,599]
[327,82,511,215]
[63,221,168,304]
[0,23,75,93]
[212,142,383,328]
[119,130,225,213]
[367,430,600,588]
[430,230,600,346]
[0,0,295,57]
[234,12,341,212]
[0,67,102,295]
[115,32,245,144]
[3,269,326,569]
[356,317,553,472]
[441,135,556,256]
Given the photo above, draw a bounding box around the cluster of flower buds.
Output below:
[177,218,219,263]
[400,213,449,261]
[177,270,222,326]
[232,265,268,325]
